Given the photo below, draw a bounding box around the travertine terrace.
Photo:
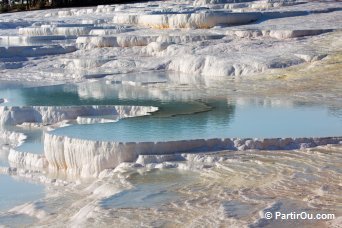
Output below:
[0,0,341,227]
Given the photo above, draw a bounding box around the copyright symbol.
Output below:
[264,212,272,219]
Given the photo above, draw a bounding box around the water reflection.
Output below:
[0,72,341,142]
[0,72,341,227]
[53,97,342,141]
[14,128,44,154]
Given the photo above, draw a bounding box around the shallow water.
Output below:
[101,169,195,209]
[15,129,44,154]
[53,99,342,141]
[0,74,341,227]
[0,175,45,212]
[0,144,10,167]
[1,78,341,143]
[0,76,206,109]
[28,145,339,227]
[0,213,37,227]
[0,0,341,226]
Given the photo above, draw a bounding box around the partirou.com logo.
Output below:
[264,211,335,220]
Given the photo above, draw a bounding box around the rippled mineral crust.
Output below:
[2,144,341,227]
[42,133,342,177]
[0,0,342,227]
[0,0,341,82]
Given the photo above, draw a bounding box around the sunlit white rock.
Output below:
[9,202,50,219]
[0,129,27,146]
[0,45,77,58]
[113,11,260,29]
[0,98,8,104]
[8,149,48,169]
[0,105,157,126]
[19,26,92,36]
[43,133,341,177]
[76,116,118,124]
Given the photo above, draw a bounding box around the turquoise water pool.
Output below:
[0,72,341,223]
[0,175,45,212]
[15,129,44,154]
[52,99,341,141]
[1,78,341,143]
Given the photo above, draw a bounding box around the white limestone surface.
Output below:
[112,11,261,29]
[0,98,8,104]
[19,26,93,36]
[0,1,341,227]
[2,144,341,227]
[1,105,157,172]
[44,134,137,178]
[0,0,341,82]
[8,149,48,169]
[0,105,158,126]
[43,133,342,177]
[0,45,77,58]
[0,129,27,147]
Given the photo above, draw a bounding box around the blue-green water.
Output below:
[0,73,341,217]
[1,79,341,143]
[53,100,341,141]
[0,175,45,212]
[0,78,206,116]
[15,129,44,154]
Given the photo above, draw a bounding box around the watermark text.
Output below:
[264,211,335,220]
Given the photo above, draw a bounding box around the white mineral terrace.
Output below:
[0,0,341,177]
[0,0,341,81]
[0,105,157,173]
[1,92,342,177]
[0,129,27,147]
[42,134,342,177]
[0,105,158,126]
[0,0,341,226]
[1,103,340,177]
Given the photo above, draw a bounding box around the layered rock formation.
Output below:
[0,0,341,81]
[43,134,342,177]
[0,105,157,126]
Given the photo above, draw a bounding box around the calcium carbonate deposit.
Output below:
[0,0,341,227]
